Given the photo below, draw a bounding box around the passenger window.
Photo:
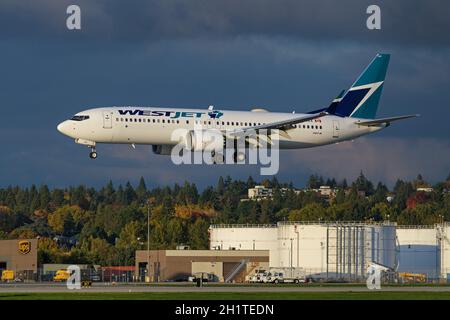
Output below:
[186,120,189,124]
[162,119,165,123]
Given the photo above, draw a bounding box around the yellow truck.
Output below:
[1,270,15,282]
[398,272,426,283]
[53,269,70,282]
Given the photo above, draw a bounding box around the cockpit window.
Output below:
[71,115,90,121]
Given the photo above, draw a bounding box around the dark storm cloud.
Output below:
[1,0,449,46]
[0,1,449,188]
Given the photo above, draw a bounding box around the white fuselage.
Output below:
[57,106,385,150]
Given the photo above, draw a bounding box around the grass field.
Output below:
[1,291,450,300]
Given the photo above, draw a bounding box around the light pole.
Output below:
[147,199,150,283]
[290,238,294,271]
[294,225,299,268]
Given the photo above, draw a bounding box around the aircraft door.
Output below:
[332,120,340,138]
[103,111,113,129]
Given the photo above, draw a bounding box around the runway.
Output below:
[1,283,450,293]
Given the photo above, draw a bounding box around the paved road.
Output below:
[1,283,450,293]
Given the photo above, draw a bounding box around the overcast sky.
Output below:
[0,0,449,189]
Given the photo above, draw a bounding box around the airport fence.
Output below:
[2,267,448,284]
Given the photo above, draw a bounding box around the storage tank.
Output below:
[438,223,450,279]
[396,226,439,278]
[276,221,397,280]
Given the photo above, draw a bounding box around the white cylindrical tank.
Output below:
[276,222,397,279]
[396,226,439,278]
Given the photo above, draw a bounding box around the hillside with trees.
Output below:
[0,173,449,266]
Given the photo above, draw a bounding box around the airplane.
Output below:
[57,53,418,160]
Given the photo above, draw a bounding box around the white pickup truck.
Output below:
[261,268,306,284]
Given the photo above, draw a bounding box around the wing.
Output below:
[355,114,419,126]
[224,111,327,146]
[227,111,327,136]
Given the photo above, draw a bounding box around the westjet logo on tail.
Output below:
[118,109,224,119]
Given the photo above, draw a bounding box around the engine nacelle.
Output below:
[186,130,224,152]
[152,144,175,156]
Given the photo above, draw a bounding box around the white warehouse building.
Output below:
[209,224,279,265]
[209,221,397,280]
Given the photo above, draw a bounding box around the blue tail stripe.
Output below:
[334,88,370,117]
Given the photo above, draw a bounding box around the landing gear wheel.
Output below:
[88,145,97,159]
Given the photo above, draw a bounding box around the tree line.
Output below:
[0,173,449,266]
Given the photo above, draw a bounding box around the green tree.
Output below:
[188,218,209,249]
[47,205,76,236]
[288,203,327,221]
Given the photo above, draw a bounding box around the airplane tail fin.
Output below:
[332,53,390,119]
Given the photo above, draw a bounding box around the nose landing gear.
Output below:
[89,147,97,159]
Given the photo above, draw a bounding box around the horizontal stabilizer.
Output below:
[355,114,419,126]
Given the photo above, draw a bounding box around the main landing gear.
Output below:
[89,147,97,159]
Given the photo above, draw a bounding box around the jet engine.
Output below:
[185,130,224,152]
[151,144,175,155]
